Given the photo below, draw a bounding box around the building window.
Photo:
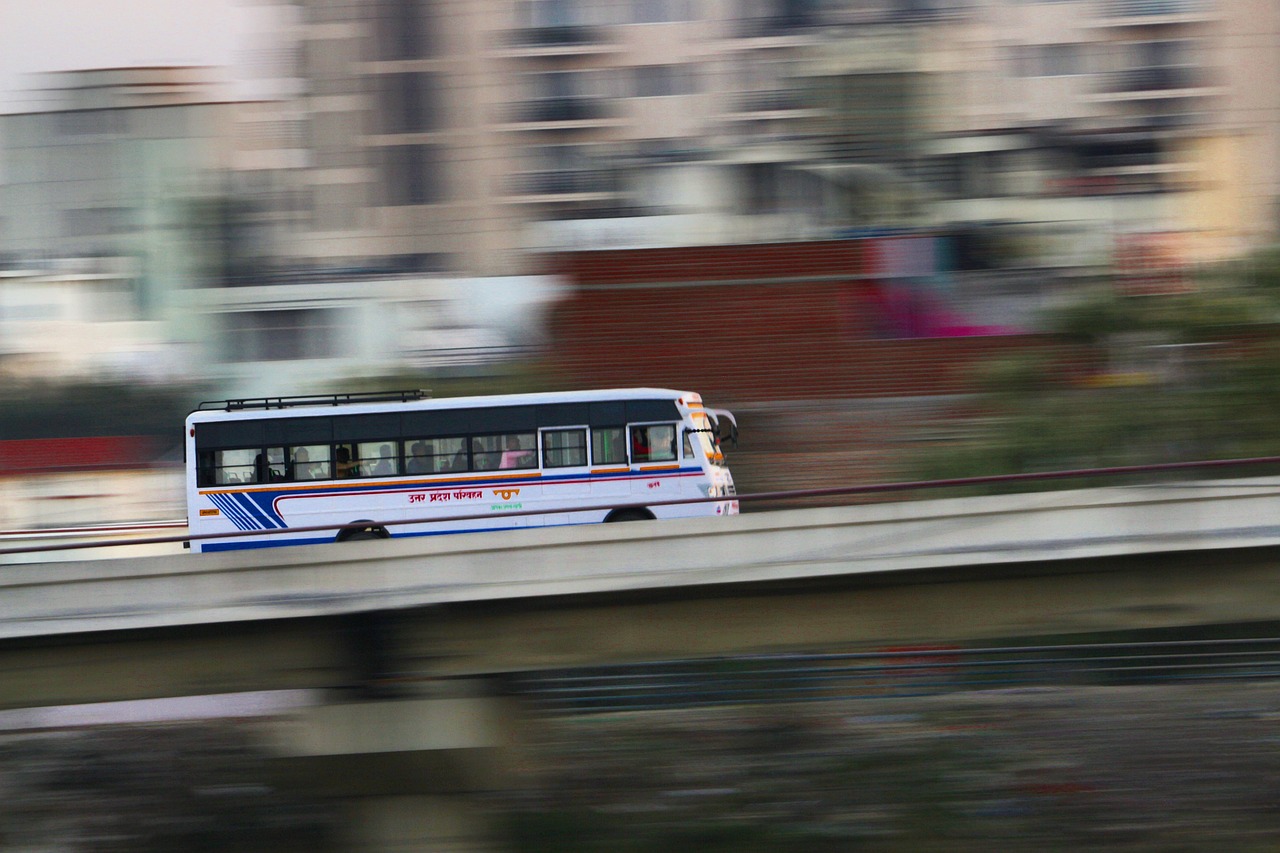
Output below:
[378,0,433,59]
[222,309,338,362]
[634,65,695,97]
[1042,44,1080,77]
[61,207,134,238]
[384,145,445,205]
[380,72,441,134]
[56,110,128,136]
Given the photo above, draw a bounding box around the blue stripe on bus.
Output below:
[208,493,256,531]
[202,535,332,552]
[230,492,280,530]
[238,492,286,529]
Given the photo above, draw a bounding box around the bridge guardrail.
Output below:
[4,454,1280,558]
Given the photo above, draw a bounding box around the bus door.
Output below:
[629,422,679,502]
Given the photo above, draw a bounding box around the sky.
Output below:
[0,0,275,113]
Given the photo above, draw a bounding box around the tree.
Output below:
[908,253,1280,483]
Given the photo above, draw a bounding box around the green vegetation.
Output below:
[909,248,1280,483]
[0,379,209,444]
[305,360,576,401]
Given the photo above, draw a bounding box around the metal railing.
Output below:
[5,453,1280,558]
[1101,0,1213,17]
[512,636,1280,714]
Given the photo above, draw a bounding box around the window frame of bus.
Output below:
[541,425,588,469]
[403,435,469,474]
[356,439,402,478]
[628,422,678,464]
[472,431,538,471]
[591,426,627,466]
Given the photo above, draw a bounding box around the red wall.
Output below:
[544,241,1053,402]
[0,437,157,475]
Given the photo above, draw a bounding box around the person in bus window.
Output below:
[631,427,650,462]
[371,443,396,476]
[335,446,359,478]
[293,447,320,480]
[499,435,533,469]
[406,441,429,474]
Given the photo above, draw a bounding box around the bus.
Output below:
[184,388,738,552]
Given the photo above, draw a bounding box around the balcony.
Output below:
[502,96,621,131]
[505,169,624,200]
[720,89,820,122]
[1092,0,1218,26]
[499,25,622,58]
[1089,65,1221,101]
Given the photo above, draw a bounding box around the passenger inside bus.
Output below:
[631,428,650,462]
[292,447,321,480]
[335,446,359,478]
[406,441,429,474]
[499,435,534,469]
[371,444,396,476]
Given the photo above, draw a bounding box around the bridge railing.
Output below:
[5,454,1280,558]
[513,636,1280,715]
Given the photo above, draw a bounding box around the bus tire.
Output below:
[604,509,653,523]
[338,525,389,542]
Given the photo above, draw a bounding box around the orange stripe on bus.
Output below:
[638,464,681,471]
[591,467,630,474]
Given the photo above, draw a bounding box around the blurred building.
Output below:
[283,0,863,274]
[182,272,562,397]
[0,262,182,381]
[0,67,305,327]
[904,0,1279,265]
[279,0,1279,275]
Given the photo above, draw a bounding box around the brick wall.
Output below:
[544,240,1054,404]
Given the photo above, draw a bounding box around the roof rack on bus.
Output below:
[197,389,431,412]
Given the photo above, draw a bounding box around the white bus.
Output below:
[184,388,738,553]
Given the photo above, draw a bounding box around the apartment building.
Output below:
[287,0,850,273]
[915,0,1280,264]
[0,67,306,325]
[282,0,1278,274]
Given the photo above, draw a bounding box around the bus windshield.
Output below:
[690,429,725,467]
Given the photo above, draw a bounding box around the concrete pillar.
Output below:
[268,690,524,853]
[344,795,498,853]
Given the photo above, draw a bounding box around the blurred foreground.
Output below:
[6,682,1280,852]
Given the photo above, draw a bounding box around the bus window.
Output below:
[206,448,257,485]
[474,433,535,470]
[266,447,287,480]
[592,427,626,465]
[429,436,468,473]
[631,425,676,463]
[197,450,217,487]
[358,441,399,477]
[291,445,331,481]
[334,443,360,478]
[683,431,694,459]
[543,428,587,468]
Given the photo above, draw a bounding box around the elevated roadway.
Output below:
[6,476,1280,708]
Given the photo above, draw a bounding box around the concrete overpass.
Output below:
[6,477,1280,850]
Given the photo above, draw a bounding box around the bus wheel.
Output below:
[339,525,389,542]
[604,509,653,523]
